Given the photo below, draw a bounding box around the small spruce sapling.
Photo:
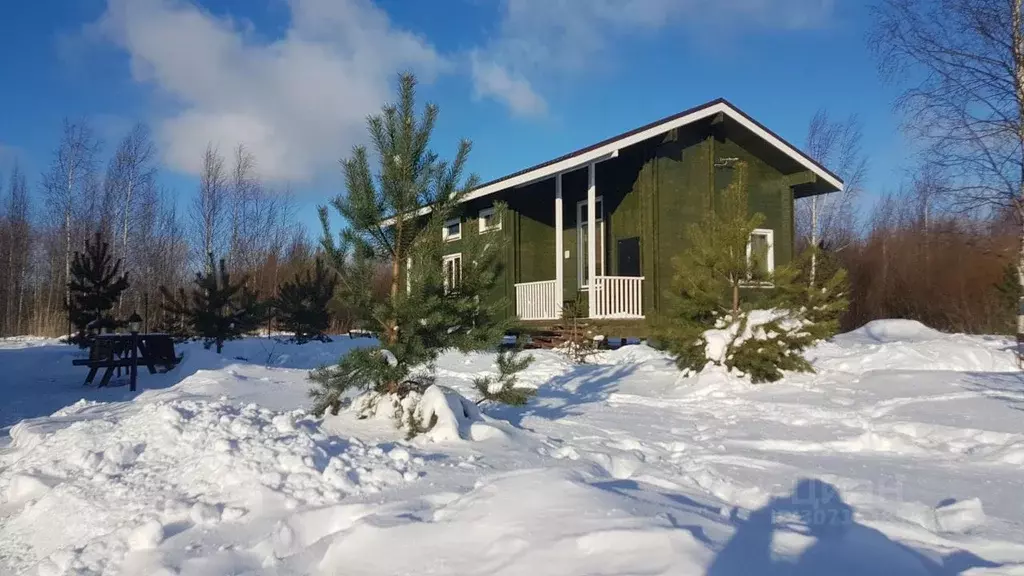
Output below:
[473,340,536,406]
[67,232,130,346]
[159,253,262,353]
[274,259,338,344]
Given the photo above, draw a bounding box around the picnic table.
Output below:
[72,333,182,391]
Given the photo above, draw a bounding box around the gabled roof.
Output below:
[461,98,843,204]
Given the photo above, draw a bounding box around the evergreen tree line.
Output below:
[0,121,382,340]
[62,230,359,352]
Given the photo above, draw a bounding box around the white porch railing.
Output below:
[515,280,559,320]
[592,276,644,319]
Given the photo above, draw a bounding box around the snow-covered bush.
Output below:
[704,310,814,382]
[351,384,493,441]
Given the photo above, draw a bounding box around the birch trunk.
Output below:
[809,194,818,289]
[1012,0,1024,355]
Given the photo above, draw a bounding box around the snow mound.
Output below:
[416,385,487,442]
[598,344,676,368]
[812,320,1018,373]
[0,398,420,574]
[844,320,945,344]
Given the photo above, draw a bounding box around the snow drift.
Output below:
[1,322,1023,574]
[810,319,1018,372]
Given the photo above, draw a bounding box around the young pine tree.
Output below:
[159,254,262,353]
[312,72,512,417]
[560,294,599,364]
[67,232,130,347]
[274,259,338,344]
[653,162,813,383]
[473,340,536,406]
[780,245,850,342]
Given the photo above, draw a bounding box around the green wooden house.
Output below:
[436,99,843,327]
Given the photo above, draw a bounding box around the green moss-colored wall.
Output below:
[432,117,804,323]
[649,126,715,314]
[435,193,518,318]
[712,133,795,267]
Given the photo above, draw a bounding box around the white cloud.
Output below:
[95,0,444,181]
[469,52,546,117]
[471,0,835,114]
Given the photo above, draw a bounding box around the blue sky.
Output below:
[0,0,905,233]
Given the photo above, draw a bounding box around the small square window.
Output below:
[478,207,501,233]
[442,218,462,242]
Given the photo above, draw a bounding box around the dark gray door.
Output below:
[617,237,641,277]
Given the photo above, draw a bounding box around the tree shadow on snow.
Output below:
[0,343,182,431]
[485,363,638,428]
[960,372,1024,413]
[706,478,1001,576]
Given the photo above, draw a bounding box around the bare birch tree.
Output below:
[225,145,295,294]
[40,119,100,335]
[106,123,156,269]
[798,109,867,286]
[228,144,257,274]
[190,144,228,269]
[871,0,1024,335]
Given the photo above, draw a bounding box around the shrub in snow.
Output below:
[652,161,837,383]
[473,344,535,406]
[310,74,515,426]
[159,253,264,353]
[273,259,338,344]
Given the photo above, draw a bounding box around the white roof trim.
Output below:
[382,101,841,226]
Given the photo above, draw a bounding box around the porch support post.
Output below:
[555,173,564,319]
[587,162,597,318]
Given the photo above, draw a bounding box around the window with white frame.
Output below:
[747,228,775,282]
[478,206,501,233]
[577,197,605,289]
[442,253,462,293]
[442,218,462,242]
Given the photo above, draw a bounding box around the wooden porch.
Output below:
[511,159,645,321]
[515,276,644,320]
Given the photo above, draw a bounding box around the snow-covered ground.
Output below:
[2,320,1024,575]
